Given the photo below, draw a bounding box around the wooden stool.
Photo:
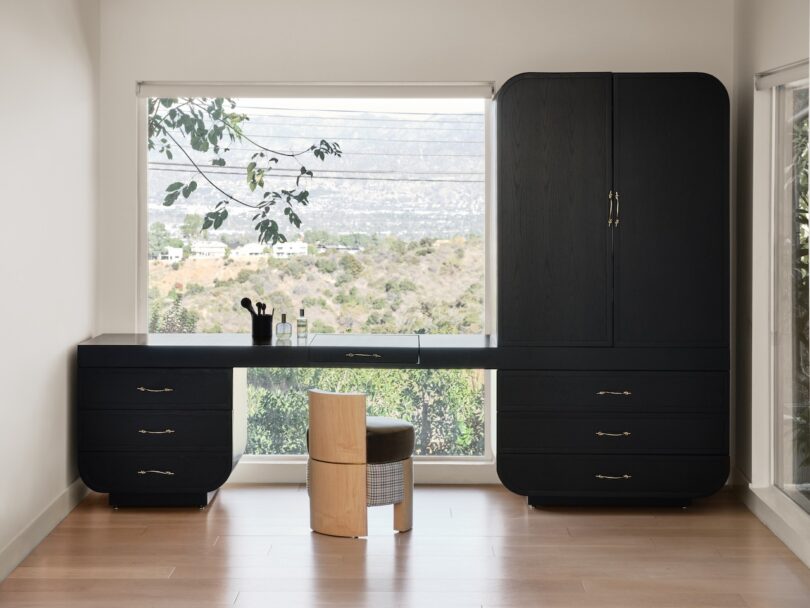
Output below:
[307,389,414,538]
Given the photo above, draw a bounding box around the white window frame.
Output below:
[136,83,499,483]
[771,75,810,510]
[744,60,810,566]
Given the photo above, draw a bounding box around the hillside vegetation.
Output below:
[148,234,484,335]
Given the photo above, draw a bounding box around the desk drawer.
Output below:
[498,371,727,412]
[79,368,231,409]
[498,412,728,454]
[308,334,419,365]
[497,454,729,498]
[308,347,418,365]
[79,411,232,451]
[79,451,233,493]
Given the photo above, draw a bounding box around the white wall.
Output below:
[733,0,808,484]
[97,0,735,332]
[0,0,98,578]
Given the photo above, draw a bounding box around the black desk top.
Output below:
[78,333,728,371]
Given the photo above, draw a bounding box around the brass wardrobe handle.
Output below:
[614,191,620,226]
[595,431,631,437]
[595,474,632,480]
[138,429,175,435]
[344,353,382,359]
[137,386,174,393]
[596,390,632,396]
[608,190,614,226]
[137,470,174,476]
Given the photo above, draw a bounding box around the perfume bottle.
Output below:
[276,313,292,344]
[297,308,308,344]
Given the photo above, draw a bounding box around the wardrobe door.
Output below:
[497,74,613,346]
[612,74,729,348]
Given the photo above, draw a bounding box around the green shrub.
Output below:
[339,254,363,278]
[315,258,337,273]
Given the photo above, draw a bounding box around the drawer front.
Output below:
[79,368,232,409]
[498,371,727,412]
[497,454,729,498]
[79,411,232,451]
[498,412,728,454]
[79,451,234,493]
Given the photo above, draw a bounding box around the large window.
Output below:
[144,92,489,457]
[774,77,810,511]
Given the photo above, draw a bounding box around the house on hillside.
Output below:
[159,246,183,262]
[233,242,267,258]
[191,241,227,259]
[315,243,363,255]
[272,241,308,259]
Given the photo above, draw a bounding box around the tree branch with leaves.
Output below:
[148,97,342,244]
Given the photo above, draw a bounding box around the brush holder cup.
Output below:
[251,315,273,344]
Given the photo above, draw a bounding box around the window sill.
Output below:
[228,456,500,485]
[739,484,810,568]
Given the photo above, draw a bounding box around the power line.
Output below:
[237,104,484,118]
[149,160,483,176]
[228,131,484,145]
[243,111,484,126]
[236,118,483,132]
[149,165,484,184]
[180,146,484,159]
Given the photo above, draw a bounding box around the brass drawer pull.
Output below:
[595,431,631,437]
[137,386,174,393]
[344,353,382,359]
[595,474,632,480]
[596,390,632,396]
[137,470,175,476]
[138,428,176,435]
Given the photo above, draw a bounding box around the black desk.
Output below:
[77,333,728,508]
[78,333,726,370]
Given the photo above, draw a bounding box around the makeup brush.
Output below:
[240,297,258,318]
[257,302,265,316]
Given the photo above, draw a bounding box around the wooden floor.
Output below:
[1,485,809,607]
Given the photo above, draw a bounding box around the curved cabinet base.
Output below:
[528,496,691,507]
[110,490,219,508]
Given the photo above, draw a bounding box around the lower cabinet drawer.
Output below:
[497,454,729,498]
[79,451,234,493]
[79,411,232,451]
[498,370,728,412]
[498,412,728,454]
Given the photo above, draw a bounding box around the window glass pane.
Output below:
[247,368,485,456]
[147,97,485,334]
[146,96,487,457]
[774,81,810,511]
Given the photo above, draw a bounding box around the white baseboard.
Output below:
[228,458,500,485]
[0,477,88,581]
[738,484,810,568]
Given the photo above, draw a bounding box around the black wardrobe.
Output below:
[495,73,729,505]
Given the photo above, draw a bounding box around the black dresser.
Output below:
[78,366,244,507]
[495,72,730,505]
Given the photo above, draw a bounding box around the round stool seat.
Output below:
[366,417,414,464]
